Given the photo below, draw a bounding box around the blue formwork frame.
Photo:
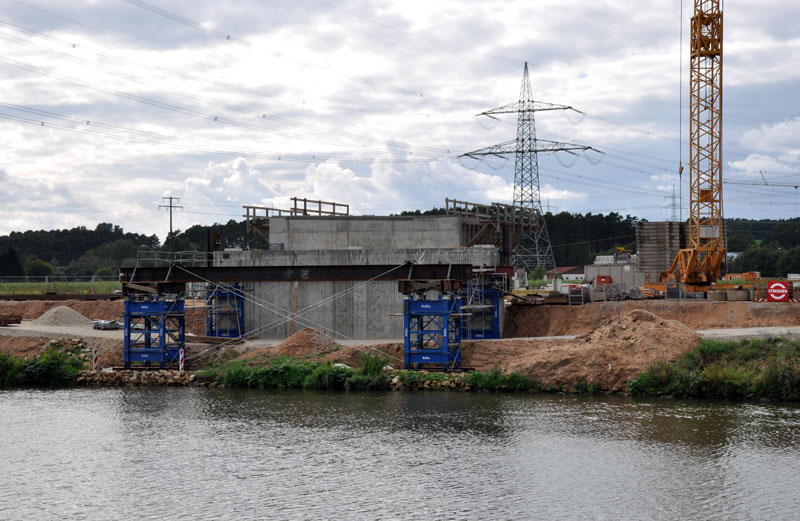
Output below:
[403,294,463,371]
[205,283,245,338]
[460,283,502,340]
[124,296,185,368]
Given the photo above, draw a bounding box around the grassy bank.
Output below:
[628,338,800,400]
[0,346,84,388]
[0,280,120,294]
[199,355,544,393]
[198,354,392,391]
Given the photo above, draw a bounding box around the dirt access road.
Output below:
[503,300,800,337]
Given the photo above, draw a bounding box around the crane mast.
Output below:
[668,0,726,285]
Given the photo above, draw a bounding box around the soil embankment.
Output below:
[0,300,123,321]
[503,300,800,337]
[465,309,699,391]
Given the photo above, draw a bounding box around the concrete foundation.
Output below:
[215,247,501,340]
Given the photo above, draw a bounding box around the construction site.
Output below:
[1,0,798,389]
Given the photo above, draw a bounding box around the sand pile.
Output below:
[32,306,92,327]
[463,309,700,391]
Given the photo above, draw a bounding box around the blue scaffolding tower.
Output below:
[403,293,463,371]
[205,283,245,338]
[123,296,185,368]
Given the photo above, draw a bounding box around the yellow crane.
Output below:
[666,0,726,288]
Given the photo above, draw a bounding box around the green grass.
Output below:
[0,281,121,295]
[628,338,800,400]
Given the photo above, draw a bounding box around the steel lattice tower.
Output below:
[463,63,594,273]
[668,0,726,284]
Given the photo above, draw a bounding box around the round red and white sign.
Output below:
[768,281,789,302]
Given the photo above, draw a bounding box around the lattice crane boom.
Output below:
[668,0,726,285]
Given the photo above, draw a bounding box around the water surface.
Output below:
[2,388,799,520]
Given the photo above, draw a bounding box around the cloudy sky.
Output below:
[1,0,799,241]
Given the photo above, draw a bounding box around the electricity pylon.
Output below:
[462,62,594,273]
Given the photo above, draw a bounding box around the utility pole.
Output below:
[462,62,596,272]
[159,196,183,249]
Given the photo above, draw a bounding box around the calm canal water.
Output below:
[2,388,800,520]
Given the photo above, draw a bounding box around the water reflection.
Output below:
[1,388,799,520]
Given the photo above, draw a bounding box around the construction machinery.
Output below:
[665,0,726,289]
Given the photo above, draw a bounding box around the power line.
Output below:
[10,0,159,51]
[0,37,453,157]
[314,0,524,64]
[122,0,489,108]
[0,107,446,165]
[0,17,434,118]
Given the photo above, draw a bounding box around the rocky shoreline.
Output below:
[76,369,215,387]
[75,369,479,391]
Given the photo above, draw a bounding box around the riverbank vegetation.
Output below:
[198,356,543,393]
[0,347,83,388]
[198,353,392,391]
[628,338,800,400]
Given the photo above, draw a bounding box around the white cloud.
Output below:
[729,154,797,175]
[0,0,799,237]
[739,117,800,155]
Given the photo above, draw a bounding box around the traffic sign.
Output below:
[768,281,789,302]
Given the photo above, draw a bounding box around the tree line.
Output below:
[1,214,799,277]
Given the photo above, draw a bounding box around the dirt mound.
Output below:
[32,306,92,327]
[232,328,337,364]
[464,309,700,391]
[272,328,337,356]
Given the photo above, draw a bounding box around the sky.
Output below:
[0,0,799,242]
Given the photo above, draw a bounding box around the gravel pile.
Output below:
[32,306,92,327]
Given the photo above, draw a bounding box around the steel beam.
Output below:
[120,263,473,284]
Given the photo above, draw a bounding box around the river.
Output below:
[1,388,799,520]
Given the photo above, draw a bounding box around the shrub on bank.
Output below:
[0,347,83,388]
[628,338,800,400]
[208,354,391,391]
[0,352,22,387]
[467,368,538,392]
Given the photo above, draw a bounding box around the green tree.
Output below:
[0,246,24,276]
[727,233,755,252]
[777,245,800,276]
[94,267,116,277]
[730,243,783,276]
[24,257,53,277]
[530,265,547,280]
[65,239,141,276]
